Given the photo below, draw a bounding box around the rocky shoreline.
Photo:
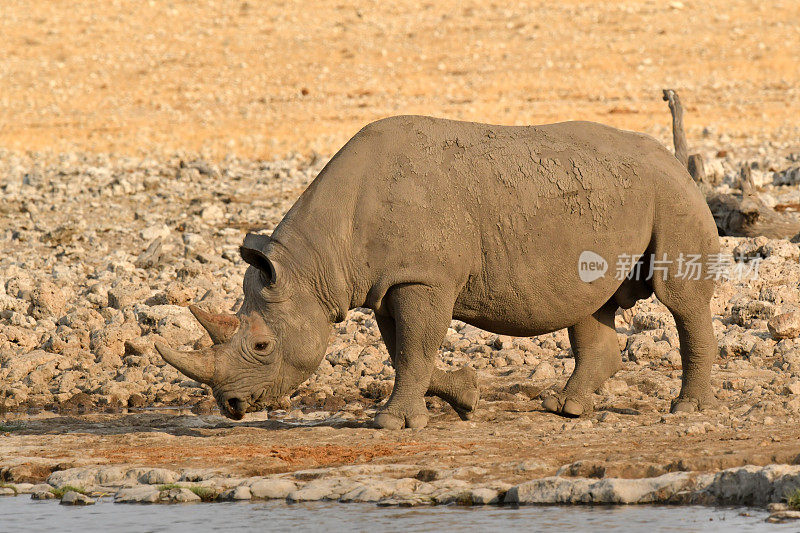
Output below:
[0,462,799,521]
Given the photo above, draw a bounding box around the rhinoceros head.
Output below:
[154,233,332,419]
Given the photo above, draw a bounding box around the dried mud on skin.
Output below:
[0,142,799,495]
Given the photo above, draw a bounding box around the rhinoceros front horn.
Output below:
[189,304,240,344]
[154,342,215,384]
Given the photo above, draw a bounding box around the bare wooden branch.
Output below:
[739,165,756,197]
[687,153,706,185]
[662,89,689,167]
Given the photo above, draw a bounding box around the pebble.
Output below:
[531,362,555,380]
[115,486,161,503]
[597,411,620,423]
[768,311,800,340]
[140,224,171,242]
[60,491,96,505]
[220,486,252,501]
[201,205,224,222]
[161,487,201,503]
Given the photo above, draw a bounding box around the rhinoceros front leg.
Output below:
[373,284,454,429]
[375,315,479,421]
[543,301,622,417]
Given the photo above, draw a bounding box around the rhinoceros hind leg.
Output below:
[543,301,621,418]
[648,231,718,413]
[663,302,717,413]
[427,366,480,420]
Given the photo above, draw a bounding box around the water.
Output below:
[0,497,791,533]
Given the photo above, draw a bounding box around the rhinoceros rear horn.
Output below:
[240,232,277,285]
[189,305,240,344]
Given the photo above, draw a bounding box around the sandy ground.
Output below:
[1,0,800,497]
[1,0,798,158]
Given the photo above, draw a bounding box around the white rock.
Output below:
[515,460,548,472]
[287,479,346,502]
[768,510,800,523]
[339,480,398,502]
[506,472,693,504]
[469,487,500,504]
[201,205,224,222]
[532,362,555,380]
[10,483,34,494]
[48,466,126,488]
[221,486,251,500]
[505,477,594,504]
[60,491,95,505]
[162,487,201,503]
[140,224,171,242]
[138,468,179,485]
[587,473,692,504]
[768,311,800,340]
[249,478,297,499]
[706,465,800,506]
[115,486,161,503]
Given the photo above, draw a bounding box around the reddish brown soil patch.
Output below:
[93,442,436,469]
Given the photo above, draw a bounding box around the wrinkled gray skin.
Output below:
[156,115,719,428]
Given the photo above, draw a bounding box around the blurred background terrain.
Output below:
[1,0,797,158]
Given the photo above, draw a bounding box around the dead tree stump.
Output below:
[687,153,706,186]
[663,89,800,240]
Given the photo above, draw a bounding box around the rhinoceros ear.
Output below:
[240,233,277,285]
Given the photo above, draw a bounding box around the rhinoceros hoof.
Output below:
[671,391,721,413]
[542,395,591,418]
[374,409,429,429]
[670,394,711,414]
[453,388,480,421]
[374,412,405,430]
[450,368,480,420]
[670,400,697,414]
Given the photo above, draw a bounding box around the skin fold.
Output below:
[156,115,719,428]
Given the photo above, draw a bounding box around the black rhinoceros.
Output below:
[156,115,719,429]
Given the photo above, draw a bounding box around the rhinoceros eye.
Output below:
[252,340,274,354]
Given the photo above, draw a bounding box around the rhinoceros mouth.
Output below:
[214,388,277,419]
[217,396,247,420]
